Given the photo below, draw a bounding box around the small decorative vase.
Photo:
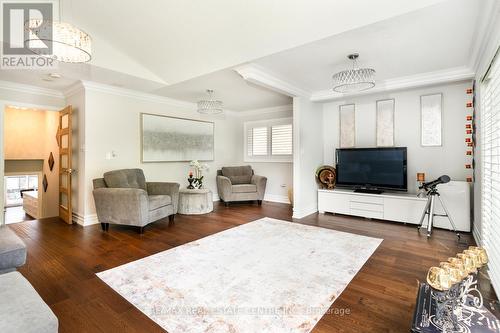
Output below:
[194,176,204,189]
[187,176,195,189]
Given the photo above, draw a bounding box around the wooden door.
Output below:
[57,106,73,224]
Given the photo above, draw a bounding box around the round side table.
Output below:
[178,188,213,215]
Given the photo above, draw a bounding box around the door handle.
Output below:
[64,168,76,174]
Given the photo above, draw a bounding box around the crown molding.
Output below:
[64,80,242,118]
[0,80,65,99]
[469,0,500,74]
[63,81,85,98]
[235,104,293,117]
[79,80,196,109]
[233,63,311,98]
[310,66,475,102]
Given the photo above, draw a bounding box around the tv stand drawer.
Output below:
[350,208,384,219]
[350,201,383,212]
[349,195,383,205]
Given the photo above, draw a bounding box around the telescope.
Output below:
[419,175,450,190]
[417,175,460,239]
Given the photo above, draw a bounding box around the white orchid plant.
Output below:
[189,160,209,189]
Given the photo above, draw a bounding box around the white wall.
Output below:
[322,81,471,193]
[77,86,241,224]
[293,97,323,218]
[235,107,293,204]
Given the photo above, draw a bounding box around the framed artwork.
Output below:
[141,113,214,162]
[421,93,442,146]
[339,104,355,148]
[376,99,395,147]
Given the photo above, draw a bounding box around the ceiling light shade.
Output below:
[332,53,375,93]
[197,89,223,115]
[25,19,92,63]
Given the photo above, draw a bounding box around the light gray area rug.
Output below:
[97,217,382,333]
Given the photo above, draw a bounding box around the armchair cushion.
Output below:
[221,166,253,185]
[148,195,172,211]
[93,188,149,226]
[103,169,147,191]
[0,226,26,274]
[232,184,257,193]
[147,182,180,214]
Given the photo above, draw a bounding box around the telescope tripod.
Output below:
[417,187,460,239]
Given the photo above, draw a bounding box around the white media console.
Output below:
[318,181,471,232]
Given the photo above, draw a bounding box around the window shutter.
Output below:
[482,50,500,294]
[271,124,293,155]
[247,127,253,156]
[252,127,268,156]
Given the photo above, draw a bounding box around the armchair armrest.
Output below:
[92,188,149,226]
[146,182,180,213]
[251,175,267,200]
[216,175,232,201]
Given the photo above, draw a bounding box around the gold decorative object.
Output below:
[463,250,482,269]
[457,253,476,274]
[427,267,452,291]
[315,165,336,190]
[424,247,490,330]
[468,246,488,264]
[439,262,462,284]
[447,257,468,279]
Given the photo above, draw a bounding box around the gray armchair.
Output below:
[92,169,180,233]
[216,166,267,206]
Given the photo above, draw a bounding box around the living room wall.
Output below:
[73,83,242,225]
[322,80,471,193]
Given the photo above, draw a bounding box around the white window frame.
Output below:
[244,117,293,163]
[481,47,500,294]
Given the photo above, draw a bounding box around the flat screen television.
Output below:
[335,147,407,193]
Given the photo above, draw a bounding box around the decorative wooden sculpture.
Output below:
[315,165,336,190]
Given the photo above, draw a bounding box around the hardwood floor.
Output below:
[7,201,497,332]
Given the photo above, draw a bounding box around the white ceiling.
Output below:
[65,0,446,85]
[0,0,489,111]
[254,0,484,92]
[153,70,291,111]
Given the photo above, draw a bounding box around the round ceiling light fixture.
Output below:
[25,19,92,63]
[332,53,375,93]
[197,89,223,115]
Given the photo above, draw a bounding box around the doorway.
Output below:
[3,105,60,223]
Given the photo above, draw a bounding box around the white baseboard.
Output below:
[211,192,289,204]
[264,194,291,204]
[72,212,99,226]
[292,202,318,219]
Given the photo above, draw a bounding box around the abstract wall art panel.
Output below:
[376,99,395,147]
[421,93,442,147]
[141,113,214,162]
[339,104,355,148]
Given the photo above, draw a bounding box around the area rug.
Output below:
[97,217,382,333]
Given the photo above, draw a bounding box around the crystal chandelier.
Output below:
[332,53,375,93]
[25,19,92,63]
[197,90,223,115]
